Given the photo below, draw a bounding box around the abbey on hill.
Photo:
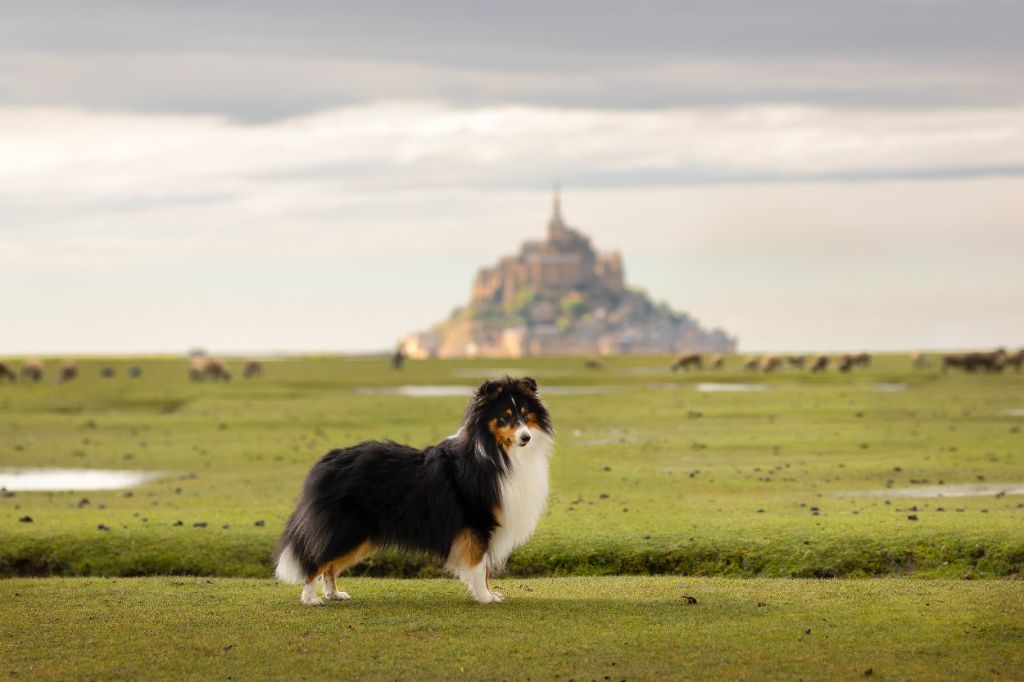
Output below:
[400,192,737,358]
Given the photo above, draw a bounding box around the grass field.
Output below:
[2,353,1022,679]
[2,353,1022,578]
[3,576,1022,680]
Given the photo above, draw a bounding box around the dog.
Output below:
[274,376,554,605]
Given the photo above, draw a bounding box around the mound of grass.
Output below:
[2,354,1023,577]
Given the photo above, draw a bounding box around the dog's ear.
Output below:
[519,376,538,393]
[476,379,503,399]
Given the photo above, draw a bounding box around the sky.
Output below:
[2,0,1022,355]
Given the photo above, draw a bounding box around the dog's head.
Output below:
[464,376,553,453]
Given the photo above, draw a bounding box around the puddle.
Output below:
[1004,408,1024,417]
[873,383,909,392]
[695,383,767,393]
[837,483,1024,499]
[0,468,165,492]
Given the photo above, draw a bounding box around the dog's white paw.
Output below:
[302,596,325,606]
[328,591,352,600]
[490,591,505,603]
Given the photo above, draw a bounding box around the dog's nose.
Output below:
[519,432,532,445]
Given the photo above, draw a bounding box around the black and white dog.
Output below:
[275,376,554,605]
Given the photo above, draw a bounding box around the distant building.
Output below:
[401,190,737,358]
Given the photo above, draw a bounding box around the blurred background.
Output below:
[2,0,1022,356]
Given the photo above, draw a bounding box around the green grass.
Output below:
[2,576,1022,680]
[1,353,1023,578]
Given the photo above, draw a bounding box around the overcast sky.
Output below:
[2,0,1022,354]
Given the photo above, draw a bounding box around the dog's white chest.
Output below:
[490,437,551,569]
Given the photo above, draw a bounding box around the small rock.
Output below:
[97,524,110,531]
[193,521,208,528]
[254,520,265,527]
[864,668,873,676]
[18,516,32,523]
[173,520,184,526]
[907,514,918,521]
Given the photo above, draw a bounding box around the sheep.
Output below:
[392,348,407,370]
[20,359,44,382]
[1005,349,1023,373]
[56,361,78,384]
[709,354,725,370]
[671,353,703,372]
[583,358,602,370]
[100,367,116,378]
[837,354,855,372]
[203,358,231,382]
[911,351,929,369]
[852,352,872,368]
[0,361,16,383]
[786,355,806,369]
[243,360,263,379]
[810,355,829,373]
[941,354,968,373]
[188,356,206,382]
[761,355,783,373]
[128,366,143,378]
[743,356,761,372]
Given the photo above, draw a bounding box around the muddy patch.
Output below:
[0,468,165,492]
[837,483,1024,499]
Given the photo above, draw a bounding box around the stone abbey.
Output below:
[401,191,736,358]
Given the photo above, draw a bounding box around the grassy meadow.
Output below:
[2,353,1023,679]
[1,353,1021,579]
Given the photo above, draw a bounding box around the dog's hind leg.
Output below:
[301,576,324,606]
[319,540,374,601]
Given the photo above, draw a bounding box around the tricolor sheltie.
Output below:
[274,376,554,605]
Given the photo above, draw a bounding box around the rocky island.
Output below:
[400,191,736,358]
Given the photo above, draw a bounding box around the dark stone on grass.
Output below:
[254,520,265,527]
[864,668,873,676]
[173,520,183,526]
[757,601,766,607]
[193,521,208,528]
[97,524,110,531]
[18,516,32,523]
[907,514,918,521]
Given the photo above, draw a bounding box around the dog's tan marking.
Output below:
[448,529,485,569]
[488,418,517,449]
[316,539,376,581]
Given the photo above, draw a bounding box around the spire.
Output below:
[548,180,566,238]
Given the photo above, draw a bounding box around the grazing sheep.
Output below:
[128,366,142,378]
[786,355,806,369]
[1005,349,1023,373]
[671,353,703,372]
[20,359,44,382]
[911,351,929,369]
[100,367,116,378]
[392,348,406,370]
[941,353,968,373]
[583,358,603,370]
[852,352,872,368]
[810,355,829,373]
[243,360,263,379]
[837,354,855,372]
[709,354,725,370]
[743,356,761,372]
[0,361,16,383]
[56,361,78,384]
[204,358,231,381]
[761,355,783,373]
[188,356,206,382]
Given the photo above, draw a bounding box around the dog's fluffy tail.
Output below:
[274,543,305,584]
